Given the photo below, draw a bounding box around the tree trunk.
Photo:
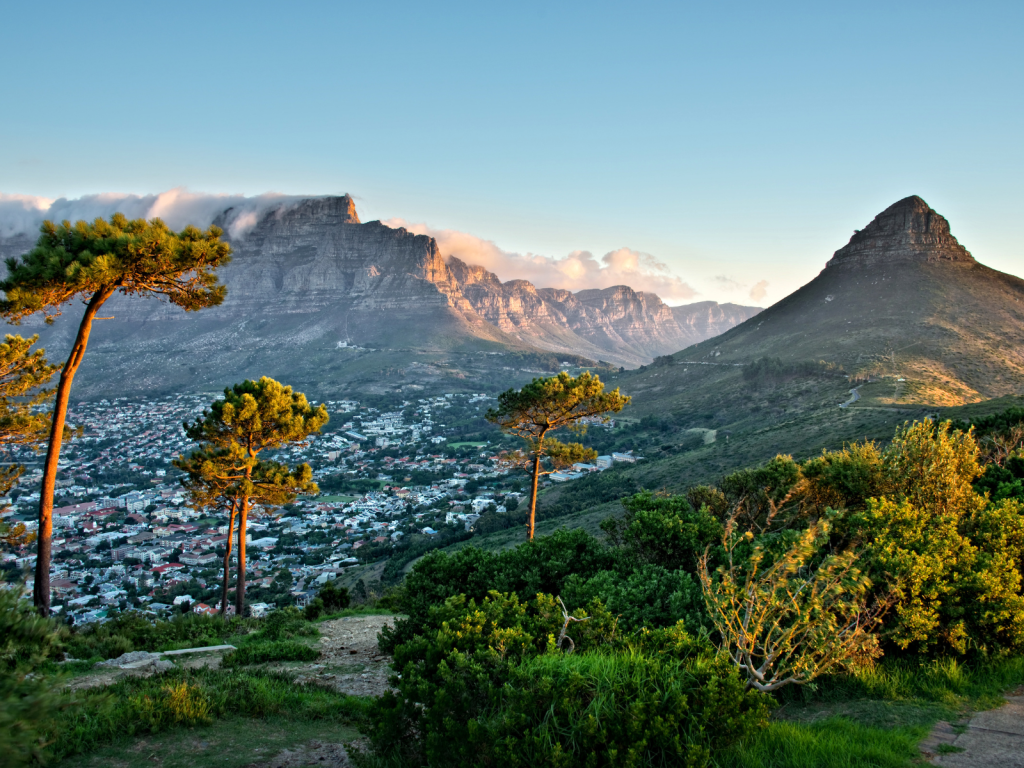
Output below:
[235,495,249,617]
[33,287,113,616]
[220,498,239,616]
[528,452,541,541]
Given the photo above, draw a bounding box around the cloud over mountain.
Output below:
[0,189,320,240]
[383,218,698,302]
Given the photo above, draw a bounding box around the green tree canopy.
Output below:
[179,377,327,615]
[0,335,61,547]
[487,371,629,539]
[1,213,231,615]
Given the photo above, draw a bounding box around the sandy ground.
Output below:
[922,685,1024,767]
[245,739,366,768]
[292,614,397,697]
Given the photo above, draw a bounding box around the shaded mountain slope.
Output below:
[671,196,1024,405]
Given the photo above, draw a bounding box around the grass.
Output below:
[315,606,395,622]
[317,494,360,502]
[716,656,1024,768]
[56,715,361,768]
[49,666,370,763]
[448,441,488,448]
[718,718,927,768]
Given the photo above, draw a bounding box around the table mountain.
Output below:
[0,195,756,397]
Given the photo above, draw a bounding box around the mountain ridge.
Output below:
[650,195,1024,406]
[0,195,758,397]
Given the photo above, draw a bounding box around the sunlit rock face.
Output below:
[0,196,758,395]
[825,195,975,270]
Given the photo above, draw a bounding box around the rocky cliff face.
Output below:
[670,301,763,346]
[825,195,975,270]
[0,195,758,395]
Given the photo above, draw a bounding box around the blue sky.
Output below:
[1,1,1021,305]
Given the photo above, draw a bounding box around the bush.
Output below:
[256,607,317,641]
[602,490,723,571]
[304,598,325,621]
[365,590,619,766]
[61,610,251,659]
[491,650,771,767]
[0,585,66,767]
[222,640,319,667]
[381,528,616,653]
[318,580,351,612]
[563,563,706,631]
[364,592,767,768]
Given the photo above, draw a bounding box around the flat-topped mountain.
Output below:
[0,196,757,396]
[672,195,1024,405]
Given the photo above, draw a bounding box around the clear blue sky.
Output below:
[2,1,1021,305]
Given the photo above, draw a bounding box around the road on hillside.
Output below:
[840,386,862,408]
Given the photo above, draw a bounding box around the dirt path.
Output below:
[922,686,1024,766]
[291,614,397,698]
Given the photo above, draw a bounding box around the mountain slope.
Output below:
[670,195,1024,405]
[0,196,759,396]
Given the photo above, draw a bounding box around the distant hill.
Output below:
[666,195,1024,406]
[0,195,757,398]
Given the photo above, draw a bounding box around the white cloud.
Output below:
[712,274,744,291]
[384,219,697,302]
[749,280,769,302]
[0,188,320,240]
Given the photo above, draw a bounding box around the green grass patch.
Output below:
[222,640,319,667]
[56,715,360,768]
[722,656,1024,768]
[315,607,395,622]
[719,717,927,768]
[317,494,359,502]
[448,441,487,448]
[49,667,369,763]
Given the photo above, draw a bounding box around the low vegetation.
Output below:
[5,408,1024,766]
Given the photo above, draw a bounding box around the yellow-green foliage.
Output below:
[852,422,1024,654]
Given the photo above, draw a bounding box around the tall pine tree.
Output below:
[0,214,231,614]
[180,378,327,615]
[486,371,630,539]
[0,335,62,547]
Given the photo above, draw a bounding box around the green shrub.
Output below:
[304,598,325,621]
[601,490,723,571]
[223,640,319,667]
[256,606,317,641]
[365,590,619,766]
[318,580,351,612]
[61,610,252,659]
[491,651,771,767]
[381,528,616,653]
[0,585,67,767]
[564,563,706,631]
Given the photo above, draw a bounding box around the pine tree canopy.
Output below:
[184,377,329,458]
[486,371,630,442]
[0,213,231,323]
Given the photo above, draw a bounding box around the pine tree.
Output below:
[486,371,630,539]
[0,214,231,614]
[180,378,327,615]
[0,335,61,547]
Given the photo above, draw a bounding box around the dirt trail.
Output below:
[922,686,1024,767]
[291,614,397,698]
